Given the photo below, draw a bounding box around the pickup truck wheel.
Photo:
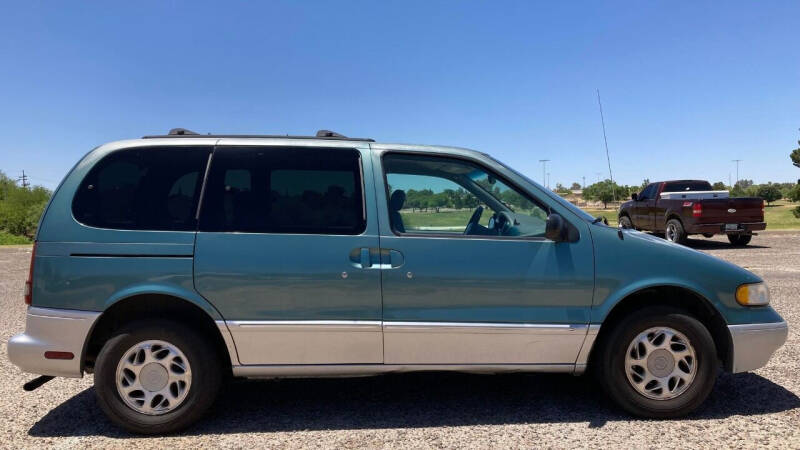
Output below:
[94,320,223,434]
[664,219,687,245]
[619,216,633,229]
[596,307,718,418]
[727,234,752,246]
[702,233,714,238]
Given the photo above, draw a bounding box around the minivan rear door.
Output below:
[193,141,383,365]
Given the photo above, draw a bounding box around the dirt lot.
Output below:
[1,232,798,449]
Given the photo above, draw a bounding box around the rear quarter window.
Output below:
[663,181,713,192]
[72,146,211,231]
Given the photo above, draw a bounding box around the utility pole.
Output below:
[732,160,742,186]
[547,172,551,190]
[538,159,550,187]
[582,176,586,189]
[17,170,29,188]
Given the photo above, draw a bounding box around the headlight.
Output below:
[735,282,770,306]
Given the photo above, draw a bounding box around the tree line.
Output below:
[0,171,51,242]
[396,183,535,212]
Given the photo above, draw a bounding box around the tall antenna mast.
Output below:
[596,89,615,202]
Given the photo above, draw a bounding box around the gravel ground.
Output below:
[1,232,798,449]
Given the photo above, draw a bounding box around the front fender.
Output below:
[592,277,720,324]
[589,225,780,325]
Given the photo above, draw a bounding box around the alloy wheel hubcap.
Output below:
[115,340,192,415]
[666,224,677,241]
[624,327,696,400]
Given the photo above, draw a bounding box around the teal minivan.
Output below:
[8,129,788,433]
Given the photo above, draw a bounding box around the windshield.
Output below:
[483,154,598,223]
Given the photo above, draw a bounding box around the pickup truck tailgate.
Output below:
[697,197,764,224]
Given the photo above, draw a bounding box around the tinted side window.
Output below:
[640,183,657,200]
[72,147,211,230]
[199,147,365,235]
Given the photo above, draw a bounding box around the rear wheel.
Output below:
[727,234,752,246]
[664,219,687,245]
[702,233,714,238]
[596,307,718,418]
[94,320,223,434]
[619,216,633,229]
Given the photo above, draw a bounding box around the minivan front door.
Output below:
[373,150,595,368]
[194,143,383,365]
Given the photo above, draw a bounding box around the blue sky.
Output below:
[1,1,798,190]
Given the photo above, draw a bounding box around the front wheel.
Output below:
[596,307,718,418]
[727,234,752,246]
[94,320,223,434]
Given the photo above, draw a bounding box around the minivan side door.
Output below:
[372,149,594,367]
[194,143,383,365]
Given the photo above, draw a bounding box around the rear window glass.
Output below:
[198,147,365,235]
[663,181,712,192]
[72,147,211,230]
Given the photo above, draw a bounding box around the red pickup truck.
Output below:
[618,180,766,245]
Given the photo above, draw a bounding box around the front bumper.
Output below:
[7,307,101,378]
[728,321,788,373]
[691,222,766,235]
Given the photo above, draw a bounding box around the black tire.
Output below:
[619,216,633,229]
[595,307,718,418]
[94,320,223,434]
[664,219,687,245]
[702,233,714,238]
[727,234,752,246]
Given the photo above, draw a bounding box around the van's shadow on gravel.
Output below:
[28,371,799,438]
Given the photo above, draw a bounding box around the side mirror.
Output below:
[545,213,567,242]
[631,193,638,201]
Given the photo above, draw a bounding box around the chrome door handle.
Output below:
[349,247,379,269]
[349,248,404,269]
[379,248,405,269]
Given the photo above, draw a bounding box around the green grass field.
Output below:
[0,231,32,245]
[399,199,800,232]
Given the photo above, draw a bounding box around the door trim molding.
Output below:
[232,363,579,378]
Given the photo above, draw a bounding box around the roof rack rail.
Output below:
[168,128,200,136]
[142,128,374,142]
[315,130,346,138]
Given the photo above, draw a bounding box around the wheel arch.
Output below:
[665,212,683,225]
[83,293,238,373]
[588,285,733,372]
